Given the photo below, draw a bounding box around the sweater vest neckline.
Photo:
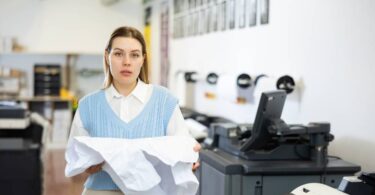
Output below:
[100,86,156,126]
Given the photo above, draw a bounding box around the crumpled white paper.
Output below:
[65,136,199,195]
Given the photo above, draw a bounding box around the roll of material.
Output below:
[184,71,198,83]
[217,73,255,104]
[206,72,219,85]
[254,74,299,96]
[237,73,252,89]
[217,73,237,102]
[174,70,203,109]
[276,75,295,94]
[204,72,219,99]
[236,73,255,104]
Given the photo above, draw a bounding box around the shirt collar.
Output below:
[131,79,148,103]
[108,80,148,103]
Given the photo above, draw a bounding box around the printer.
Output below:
[0,102,30,129]
[196,90,360,195]
[0,102,44,195]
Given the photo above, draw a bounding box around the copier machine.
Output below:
[0,103,45,195]
[195,90,360,195]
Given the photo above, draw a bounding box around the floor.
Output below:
[44,149,87,195]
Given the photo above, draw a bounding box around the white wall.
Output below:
[0,0,144,53]
[169,0,375,172]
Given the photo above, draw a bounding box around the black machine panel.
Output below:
[240,90,287,151]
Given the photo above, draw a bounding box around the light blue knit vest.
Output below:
[78,85,178,191]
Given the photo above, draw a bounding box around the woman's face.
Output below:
[107,37,144,87]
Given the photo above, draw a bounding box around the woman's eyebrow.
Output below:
[113,48,141,53]
[112,48,124,51]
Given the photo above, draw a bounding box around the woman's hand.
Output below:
[192,143,201,171]
[85,162,104,174]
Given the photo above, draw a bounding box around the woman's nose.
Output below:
[122,55,131,66]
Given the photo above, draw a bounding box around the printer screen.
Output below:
[240,90,287,151]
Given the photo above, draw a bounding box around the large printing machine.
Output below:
[195,90,361,195]
[0,103,44,195]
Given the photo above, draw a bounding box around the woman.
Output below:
[67,26,200,195]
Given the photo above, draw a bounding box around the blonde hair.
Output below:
[103,26,149,88]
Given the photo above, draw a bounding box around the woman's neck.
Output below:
[113,80,137,97]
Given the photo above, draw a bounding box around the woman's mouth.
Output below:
[120,70,132,76]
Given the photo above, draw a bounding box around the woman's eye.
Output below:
[131,53,140,58]
[114,52,122,57]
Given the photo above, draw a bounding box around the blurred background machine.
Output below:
[0,102,48,195]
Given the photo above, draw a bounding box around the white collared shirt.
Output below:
[68,80,190,139]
